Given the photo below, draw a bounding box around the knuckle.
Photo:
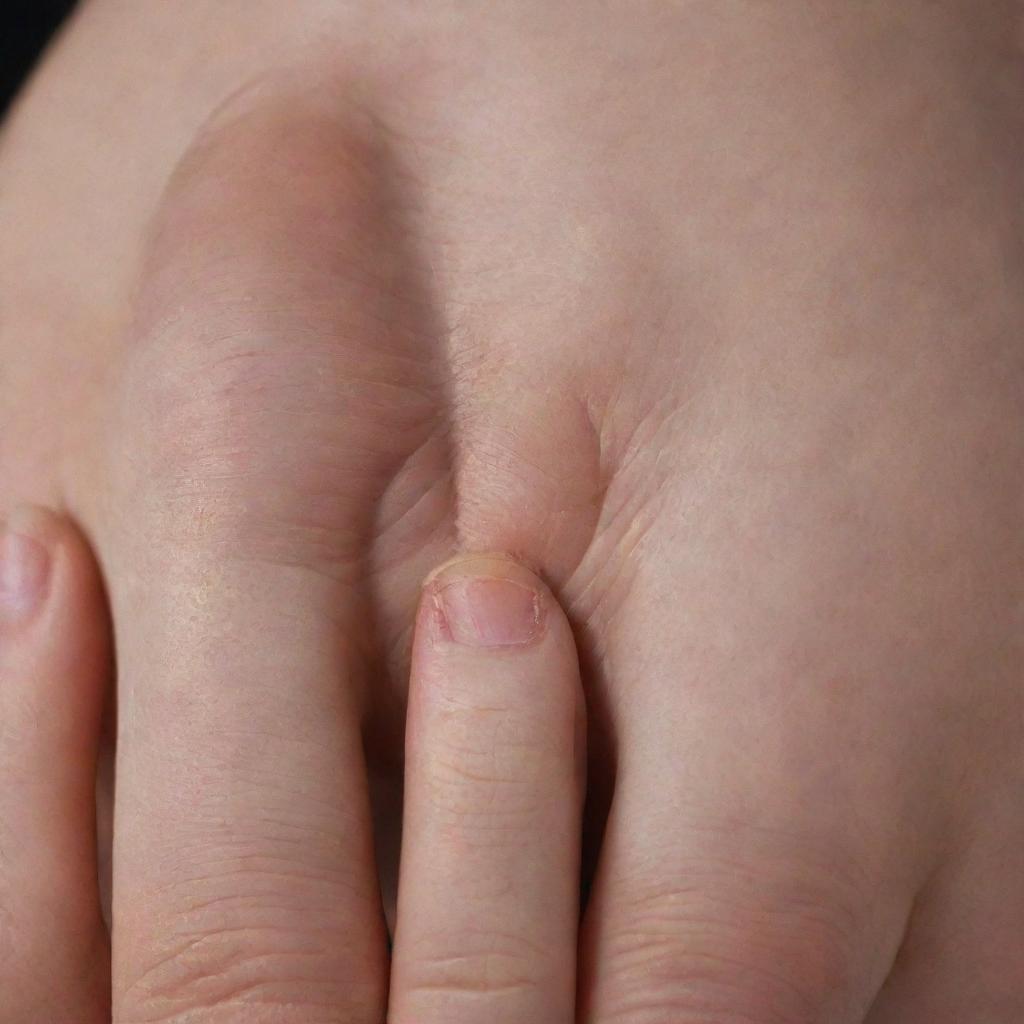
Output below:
[592,871,865,1024]
[135,73,380,346]
[116,844,385,1023]
[117,920,379,1024]
[595,943,841,1024]
[114,74,440,560]
[395,929,546,1012]
[122,82,370,427]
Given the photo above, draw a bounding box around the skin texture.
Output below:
[1,1,1023,1020]
[0,508,110,1021]
[0,519,586,1022]
[390,554,585,1023]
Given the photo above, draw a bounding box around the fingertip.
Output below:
[413,551,585,784]
[1,503,101,614]
[0,505,59,625]
[420,552,568,650]
[0,502,108,699]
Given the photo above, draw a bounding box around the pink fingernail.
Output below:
[0,523,51,623]
[436,576,544,648]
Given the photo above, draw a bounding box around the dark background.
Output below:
[1,0,77,116]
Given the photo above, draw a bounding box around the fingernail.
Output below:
[435,574,544,648]
[0,514,52,623]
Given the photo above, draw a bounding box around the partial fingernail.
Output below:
[433,561,545,648]
[0,509,53,623]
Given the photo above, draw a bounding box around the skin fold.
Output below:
[1,1,1023,1020]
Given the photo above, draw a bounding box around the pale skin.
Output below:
[0,510,585,1021]
[1,1,1023,1021]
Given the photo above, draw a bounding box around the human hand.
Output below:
[3,3,1023,1020]
[0,510,586,1022]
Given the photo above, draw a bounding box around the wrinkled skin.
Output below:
[1,1,1023,1020]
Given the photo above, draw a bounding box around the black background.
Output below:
[1,1,77,116]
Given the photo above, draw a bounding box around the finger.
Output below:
[0,505,110,1021]
[388,555,585,1024]
[108,84,444,1022]
[578,714,916,1023]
